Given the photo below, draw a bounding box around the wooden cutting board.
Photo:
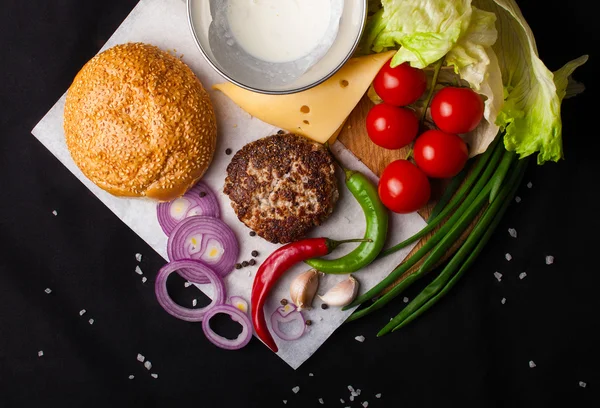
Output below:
[336,95,475,290]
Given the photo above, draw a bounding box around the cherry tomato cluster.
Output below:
[367,59,484,214]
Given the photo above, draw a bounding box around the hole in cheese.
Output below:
[303,120,310,125]
[300,105,310,114]
[340,80,349,88]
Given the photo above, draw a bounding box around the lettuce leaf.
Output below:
[473,0,587,164]
[364,0,474,68]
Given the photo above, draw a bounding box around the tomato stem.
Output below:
[419,57,445,128]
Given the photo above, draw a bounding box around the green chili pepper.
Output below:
[305,168,389,274]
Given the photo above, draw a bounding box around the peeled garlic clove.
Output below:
[318,275,359,307]
[289,269,320,310]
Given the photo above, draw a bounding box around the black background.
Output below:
[1,1,598,407]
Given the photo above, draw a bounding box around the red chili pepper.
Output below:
[251,237,367,352]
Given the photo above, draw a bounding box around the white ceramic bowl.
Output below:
[187,0,367,95]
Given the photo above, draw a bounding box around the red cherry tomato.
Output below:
[413,130,469,179]
[378,160,431,214]
[365,103,419,150]
[430,87,484,134]
[373,61,427,107]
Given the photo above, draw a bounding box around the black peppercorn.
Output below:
[280,299,288,305]
[225,148,232,155]
[251,250,259,257]
[242,261,249,267]
[277,130,285,134]
[199,191,207,197]
[249,231,256,237]
[305,320,312,326]
[321,303,329,310]
[249,259,256,266]
[235,263,242,269]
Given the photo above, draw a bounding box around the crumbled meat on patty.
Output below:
[224,133,339,244]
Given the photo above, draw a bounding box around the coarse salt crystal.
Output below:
[79,309,86,316]
[505,253,512,261]
[501,298,506,305]
[309,373,314,377]
[135,266,143,275]
[141,277,147,283]
[44,288,52,294]
[144,361,152,370]
[184,281,192,287]
[362,402,369,408]
[128,375,134,379]
[508,228,517,238]
[349,396,354,402]
[137,353,145,362]
[283,401,287,405]
[351,391,358,397]
[52,210,58,216]
[579,381,587,388]
[348,386,354,392]
[292,386,300,394]
[192,299,197,307]
[319,398,324,404]
[494,272,503,282]
[357,389,361,395]
[545,255,554,265]
[529,360,536,368]
[355,335,365,343]
[375,393,382,399]
[527,182,533,188]
[38,350,43,357]
[519,272,527,280]
[515,196,521,203]
[151,373,158,379]
[248,271,252,277]
[88,319,94,325]
[340,399,345,403]
[135,253,142,262]
[403,297,409,303]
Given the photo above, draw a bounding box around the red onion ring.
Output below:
[156,181,220,236]
[202,304,253,350]
[154,259,225,322]
[270,303,306,341]
[167,215,239,283]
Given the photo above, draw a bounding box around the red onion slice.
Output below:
[157,181,220,235]
[167,216,239,283]
[154,259,225,322]
[270,303,306,341]
[228,296,249,314]
[202,304,253,350]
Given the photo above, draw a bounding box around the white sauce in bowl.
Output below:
[227,0,332,63]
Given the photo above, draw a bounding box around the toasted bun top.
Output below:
[63,42,217,201]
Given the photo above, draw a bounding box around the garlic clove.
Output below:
[289,269,320,310]
[318,275,359,307]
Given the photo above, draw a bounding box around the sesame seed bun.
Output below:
[63,42,217,201]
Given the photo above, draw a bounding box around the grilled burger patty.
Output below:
[224,133,339,244]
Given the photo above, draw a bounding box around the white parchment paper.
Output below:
[31,0,426,369]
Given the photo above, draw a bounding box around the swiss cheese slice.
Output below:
[213,51,396,144]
